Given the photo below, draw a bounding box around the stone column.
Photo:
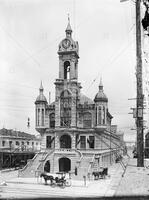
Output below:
[59,56,64,79]
[55,134,59,149]
[70,59,75,79]
[75,61,78,79]
[72,134,76,149]
[71,88,77,127]
[99,155,102,168]
[101,105,103,125]
[104,106,107,124]
[96,106,98,126]
[55,87,60,127]
[40,135,46,151]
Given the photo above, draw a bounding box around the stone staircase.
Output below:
[18,151,53,177]
[91,158,98,172]
[75,154,94,179]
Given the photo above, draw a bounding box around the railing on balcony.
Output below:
[54,148,76,153]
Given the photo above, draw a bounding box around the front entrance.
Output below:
[59,157,71,172]
[44,160,50,173]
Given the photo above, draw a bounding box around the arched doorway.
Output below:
[44,160,50,173]
[60,134,71,148]
[59,157,71,172]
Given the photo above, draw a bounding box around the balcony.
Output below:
[54,148,76,155]
[95,125,107,131]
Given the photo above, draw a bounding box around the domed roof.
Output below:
[35,81,47,104]
[94,79,108,103]
[36,94,47,103]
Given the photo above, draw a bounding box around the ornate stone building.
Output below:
[19,20,125,178]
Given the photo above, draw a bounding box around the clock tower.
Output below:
[54,18,81,128]
[58,17,79,80]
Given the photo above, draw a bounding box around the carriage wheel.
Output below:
[66,180,71,187]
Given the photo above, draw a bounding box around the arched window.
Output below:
[44,160,50,173]
[16,141,19,146]
[88,136,95,149]
[60,90,71,127]
[60,134,71,148]
[49,113,55,128]
[98,106,102,125]
[42,109,44,126]
[36,109,37,126]
[103,106,105,124]
[83,112,92,128]
[64,61,70,80]
[145,133,149,147]
[145,133,149,158]
[37,108,40,126]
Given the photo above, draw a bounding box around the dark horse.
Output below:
[40,172,55,185]
[92,168,108,180]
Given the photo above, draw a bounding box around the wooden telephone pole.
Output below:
[136,0,144,167]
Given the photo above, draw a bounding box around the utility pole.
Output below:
[136,0,144,167]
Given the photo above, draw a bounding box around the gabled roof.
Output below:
[0,128,37,140]
[79,93,94,104]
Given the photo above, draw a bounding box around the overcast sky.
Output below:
[0,0,140,141]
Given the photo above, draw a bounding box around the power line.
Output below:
[85,21,135,92]
[0,25,41,68]
[86,39,134,92]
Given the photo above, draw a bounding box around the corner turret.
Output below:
[35,81,47,134]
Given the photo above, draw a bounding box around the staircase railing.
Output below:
[18,151,41,177]
[100,131,129,157]
[95,133,129,175]
[75,149,82,158]
[37,149,55,172]
[87,154,95,178]
[76,153,83,169]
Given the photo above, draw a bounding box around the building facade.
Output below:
[19,21,125,178]
[0,128,40,151]
[0,128,40,169]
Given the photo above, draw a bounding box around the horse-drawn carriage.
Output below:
[40,172,71,187]
[92,167,108,180]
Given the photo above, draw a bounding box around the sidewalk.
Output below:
[4,157,149,198]
[0,161,125,198]
[115,158,149,196]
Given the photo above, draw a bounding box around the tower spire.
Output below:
[68,13,70,24]
[39,80,44,93]
[99,77,103,90]
[65,14,72,37]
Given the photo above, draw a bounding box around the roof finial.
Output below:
[100,77,103,86]
[39,80,44,93]
[68,13,70,24]
[65,14,72,37]
[99,77,103,90]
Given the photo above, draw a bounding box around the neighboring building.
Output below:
[19,20,125,179]
[0,128,40,152]
[0,128,41,169]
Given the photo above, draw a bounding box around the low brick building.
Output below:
[0,128,40,152]
[0,128,40,169]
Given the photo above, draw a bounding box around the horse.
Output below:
[40,172,55,185]
[92,168,108,180]
[92,171,101,180]
[100,168,108,179]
